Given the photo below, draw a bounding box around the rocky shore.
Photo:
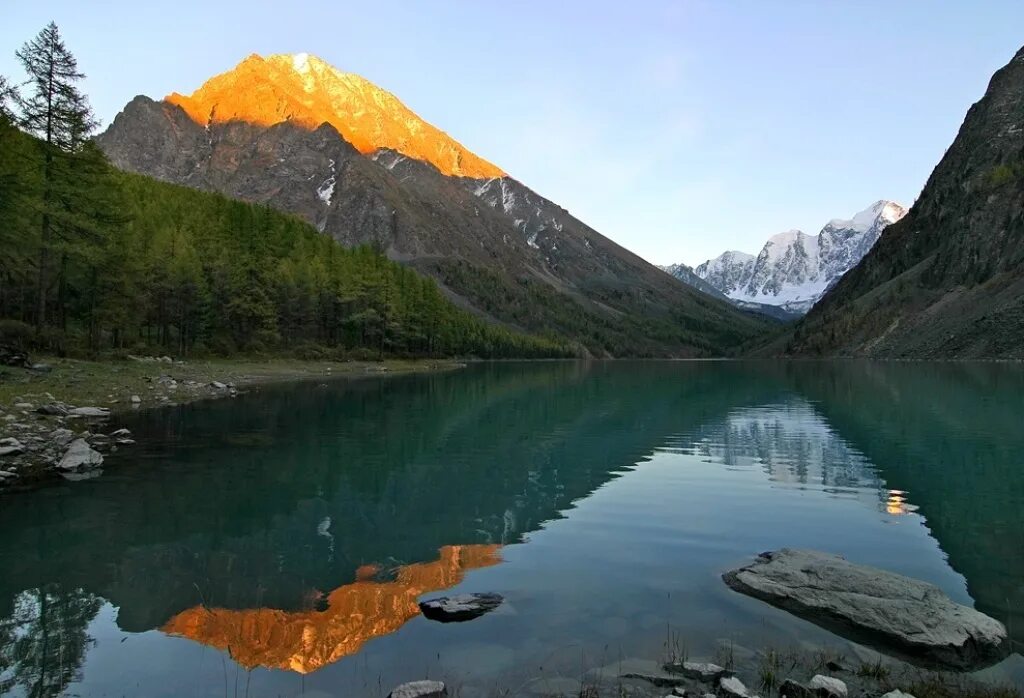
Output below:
[0,352,461,491]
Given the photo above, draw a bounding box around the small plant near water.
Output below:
[662,622,687,666]
[856,657,891,680]
[758,648,782,694]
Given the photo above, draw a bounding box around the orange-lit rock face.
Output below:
[166,53,504,179]
[161,544,502,674]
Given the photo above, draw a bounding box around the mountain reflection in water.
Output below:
[161,545,501,673]
[0,361,1022,696]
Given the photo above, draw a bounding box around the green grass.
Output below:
[0,356,459,413]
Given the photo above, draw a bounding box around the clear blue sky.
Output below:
[3,1,1023,266]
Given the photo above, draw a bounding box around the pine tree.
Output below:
[0,75,18,121]
[15,22,99,333]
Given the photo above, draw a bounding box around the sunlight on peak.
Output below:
[291,52,310,73]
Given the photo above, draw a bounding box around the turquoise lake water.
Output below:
[1,361,1022,696]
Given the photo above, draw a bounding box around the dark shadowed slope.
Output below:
[785,46,1024,358]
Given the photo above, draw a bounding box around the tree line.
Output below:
[0,23,572,360]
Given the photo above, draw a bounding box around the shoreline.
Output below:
[0,356,464,493]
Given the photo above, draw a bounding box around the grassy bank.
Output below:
[0,356,462,490]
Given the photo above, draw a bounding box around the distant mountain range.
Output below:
[785,45,1024,358]
[665,201,907,316]
[97,53,769,357]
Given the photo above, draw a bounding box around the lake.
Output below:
[1,360,1023,696]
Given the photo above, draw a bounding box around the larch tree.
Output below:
[15,22,100,333]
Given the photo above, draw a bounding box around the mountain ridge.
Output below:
[166,53,503,179]
[667,200,906,315]
[97,53,771,357]
[784,45,1024,358]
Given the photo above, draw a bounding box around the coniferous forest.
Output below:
[0,24,572,360]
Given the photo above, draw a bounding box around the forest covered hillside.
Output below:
[0,107,569,359]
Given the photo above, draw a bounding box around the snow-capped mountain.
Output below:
[674,201,907,315]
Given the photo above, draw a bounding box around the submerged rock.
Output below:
[664,661,727,683]
[386,680,446,698]
[723,549,1008,669]
[418,592,503,622]
[58,439,104,471]
[619,671,687,688]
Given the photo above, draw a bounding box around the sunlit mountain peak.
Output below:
[165,52,504,178]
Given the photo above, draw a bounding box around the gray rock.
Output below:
[0,469,17,480]
[718,676,754,697]
[36,404,67,416]
[419,592,503,622]
[210,381,227,389]
[0,445,23,457]
[109,428,131,438]
[130,395,141,404]
[807,675,846,698]
[664,661,727,682]
[386,680,447,698]
[14,402,33,409]
[68,407,111,418]
[58,439,104,471]
[723,549,1009,669]
[30,362,52,372]
[880,691,915,698]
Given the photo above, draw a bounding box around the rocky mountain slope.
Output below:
[97,53,770,357]
[669,201,906,315]
[786,46,1024,358]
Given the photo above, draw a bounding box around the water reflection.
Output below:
[0,361,1021,694]
[0,586,101,697]
[162,545,501,673]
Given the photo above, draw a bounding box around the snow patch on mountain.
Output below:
[671,200,907,315]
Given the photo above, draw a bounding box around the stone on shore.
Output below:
[58,439,104,471]
[722,549,1008,669]
[880,691,915,698]
[387,680,447,698]
[419,592,503,622]
[807,675,847,698]
[719,675,756,697]
[50,428,74,447]
[68,406,111,418]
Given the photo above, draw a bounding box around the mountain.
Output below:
[670,201,907,315]
[660,262,798,322]
[96,53,770,357]
[786,46,1024,358]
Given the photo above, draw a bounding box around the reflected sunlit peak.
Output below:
[161,544,502,674]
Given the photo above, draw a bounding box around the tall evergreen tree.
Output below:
[15,22,99,333]
[0,75,17,120]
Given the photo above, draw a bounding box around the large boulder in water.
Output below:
[418,592,503,622]
[723,549,1008,670]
